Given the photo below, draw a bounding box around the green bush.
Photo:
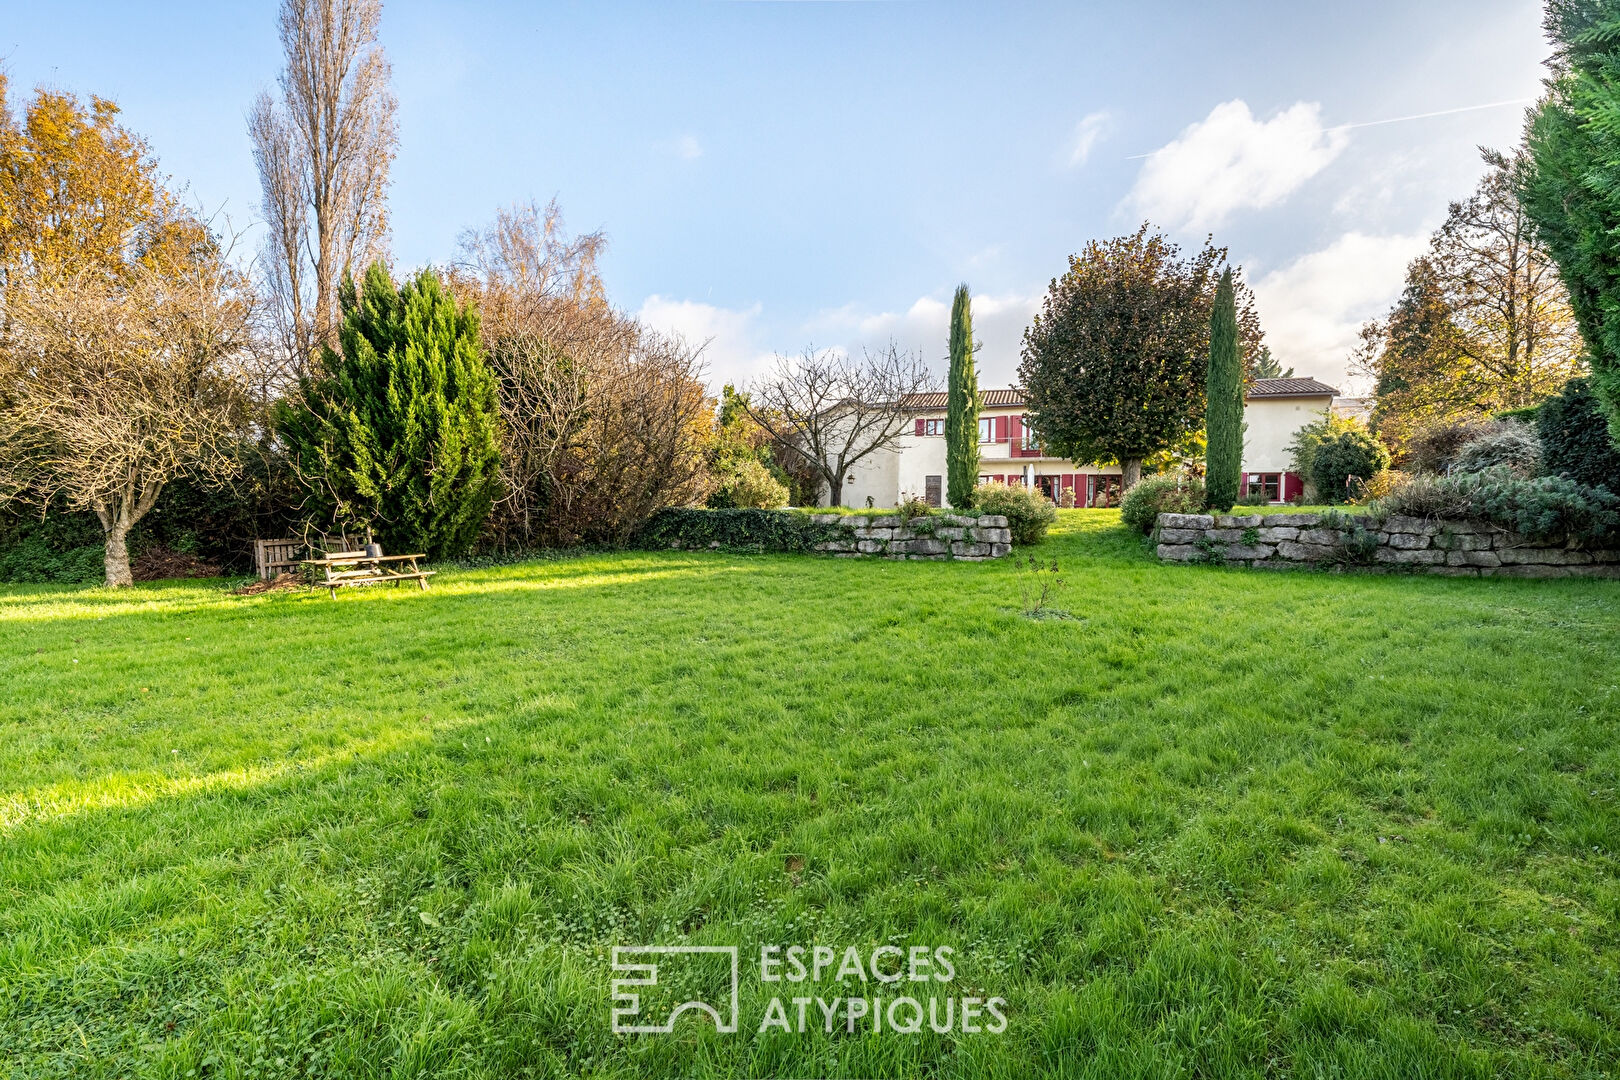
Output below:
[634,508,838,552]
[1403,416,1508,474]
[1453,421,1542,476]
[1538,376,1620,492]
[1383,466,1620,544]
[1120,472,1206,535]
[711,460,789,509]
[971,482,1057,545]
[0,511,105,584]
[1313,429,1392,503]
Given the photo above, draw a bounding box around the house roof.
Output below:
[902,388,1026,410]
[1247,377,1339,398]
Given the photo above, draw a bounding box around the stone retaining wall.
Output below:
[806,513,1013,561]
[1155,512,1620,579]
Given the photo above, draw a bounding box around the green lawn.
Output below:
[2,510,1618,1078]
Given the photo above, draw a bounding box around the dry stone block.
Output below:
[938,514,975,527]
[1436,531,1492,551]
[1384,532,1430,550]
[1497,546,1592,566]
[978,514,1009,527]
[1375,547,1444,565]
[1223,544,1277,560]
[853,527,893,540]
[951,541,991,557]
[1265,513,1319,527]
[1214,514,1265,528]
[1157,528,1204,543]
[909,538,948,555]
[1483,564,1572,578]
[871,516,902,527]
[809,513,841,525]
[1276,540,1333,561]
[972,526,1013,543]
[1159,513,1214,529]
[856,540,886,554]
[1429,566,1481,577]
[1298,528,1345,546]
[1445,549,1501,567]
[933,527,965,541]
[1383,515,1438,536]
[990,543,1011,557]
[1256,526,1300,542]
[1157,544,1200,561]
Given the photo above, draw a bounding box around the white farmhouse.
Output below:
[825,377,1341,509]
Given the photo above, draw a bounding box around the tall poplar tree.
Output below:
[1203,268,1243,510]
[280,262,501,558]
[945,283,980,509]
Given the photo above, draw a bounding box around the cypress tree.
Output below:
[945,283,980,509]
[281,262,501,558]
[1203,267,1244,511]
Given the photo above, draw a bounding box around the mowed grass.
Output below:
[1,510,1618,1079]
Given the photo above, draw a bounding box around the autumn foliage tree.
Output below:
[1359,151,1583,457]
[0,81,259,587]
[1020,225,1261,488]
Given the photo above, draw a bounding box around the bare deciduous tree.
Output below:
[452,202,712,546]
[0,254,259,586]
[744,345,937,507]
[249,0,397,374]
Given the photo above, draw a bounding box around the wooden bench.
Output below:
[301,552,435,599]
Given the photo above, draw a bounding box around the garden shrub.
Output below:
[1313,429,1391,503]
[1350,469,1403,504]
[1452,421,1542,476]
[1538,376,1620,492]
[899,495,932,520]
[1236,490,1270,506]
[712,460,789,509]
[1403,416,1508,474]
[971,482,1057,545]
[1382,467,1620,544]
[1120,472,1206,535]
[634,508,837,553]
[0,511,105,584]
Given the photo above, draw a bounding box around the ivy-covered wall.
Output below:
[637,508,1013,561]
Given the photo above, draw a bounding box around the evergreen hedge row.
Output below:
[634,508,839,553]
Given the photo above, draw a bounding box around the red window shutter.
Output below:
[1239,473,1249,496]
[914,418,924,436]
[1009,416,1022,454]
[995,416,1007,442]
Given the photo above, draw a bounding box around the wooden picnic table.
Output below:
[301,552,435,599]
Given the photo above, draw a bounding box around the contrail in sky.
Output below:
[1124,98,1537,160]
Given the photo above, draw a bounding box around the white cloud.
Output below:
[805,291,1040,388]
[1250,230,1429,390]
[1126,100,1349,229]
[675,134,703,160]
[634,295,770,391]
[1066,111,1111,168]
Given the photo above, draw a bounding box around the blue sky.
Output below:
[4,0,1548,393]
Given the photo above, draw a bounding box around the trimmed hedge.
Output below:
[634,508,839,553]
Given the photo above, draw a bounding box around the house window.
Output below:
[978,417,994,443]
[924,475,943,507]
[1020,416,1039,452]
[1248,473,1282,502]
[923,418,945,436]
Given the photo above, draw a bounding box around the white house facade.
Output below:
[823,378,1341,510]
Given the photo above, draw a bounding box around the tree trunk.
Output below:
[104,525,134,588]
[1121,457,1143,490]
[828,477,844,508]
